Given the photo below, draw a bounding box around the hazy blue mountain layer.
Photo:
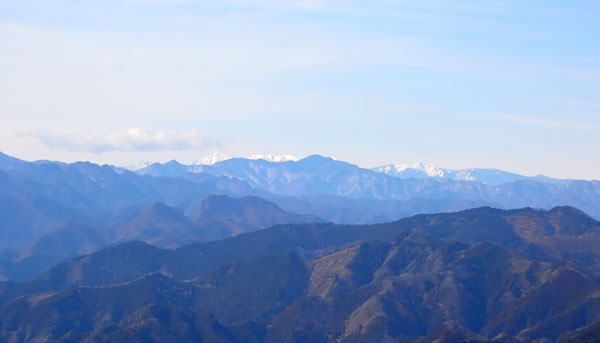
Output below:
[1,150,599,278]
[0,194,320,281]
[132,154,600,220]
[1,152,599,229]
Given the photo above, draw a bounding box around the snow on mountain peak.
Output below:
[194,152,231,165]
[248,154,299,162]
[375,162,446,177]
[411,162,445,177]
[124,161,154,171]
[372,162,545,186]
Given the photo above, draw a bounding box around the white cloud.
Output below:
[18,127,224,153]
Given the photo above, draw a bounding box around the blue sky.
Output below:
[1,0,599,179]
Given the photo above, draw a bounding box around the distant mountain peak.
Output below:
[300,154,339,163]
[140,201,182,215]
[194,152,231,165]
[376,162,445,177]
[164,160,184,166]
[372,162,558,186]
[123,161,153,171]
[309,153,336,159]
[248,154,298,162]
[191,194,320,229]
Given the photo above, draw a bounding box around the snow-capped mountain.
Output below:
[374,163,446,178]
[372,163,561,186]
[0,151,598,226]
[248,154,298,162]
[123,161,154,171]
[133,153,300,176]
[123,154,562,188]
[193,152,231,166]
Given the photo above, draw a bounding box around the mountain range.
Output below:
[372,162,566,186]
[125,153,600,220]
[2,149,600,342]
[1,150,599,250]
[130,154,566,187]
[0,206,599,342]
[0,193,319,281]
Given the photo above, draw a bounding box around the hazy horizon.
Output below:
[2,1,599,179]
[2,148,598,181]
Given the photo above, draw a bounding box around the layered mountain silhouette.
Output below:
[372,162,567,186]
[133,155,600,218]
[2,151,600,342]
[0,206,599,342]
[0,194,320,280]
[111,194,320,248]
[0,151,599,236]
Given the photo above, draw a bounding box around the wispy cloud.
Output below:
[19,127,224,153]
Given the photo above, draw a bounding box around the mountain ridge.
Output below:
[127,153,585,185]
[0,194,322,281]
[1,207,600,342]
[1,150,600,273]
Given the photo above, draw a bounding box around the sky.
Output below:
[1,0,599,179]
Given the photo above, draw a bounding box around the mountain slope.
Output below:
[111,195,322,248]
[266,234,600,343]
[559,320,600,343]
[372,162,565,186]
[87,304,241,343]
[0,194,323,281]
[391,206,600,274]
[131,154,600,220]
[4,222,107,280]
[2,206,599,305]
[110,201,194,247]
[2,151,600,234]
[191,194,320,230]
[1,229,600,342]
